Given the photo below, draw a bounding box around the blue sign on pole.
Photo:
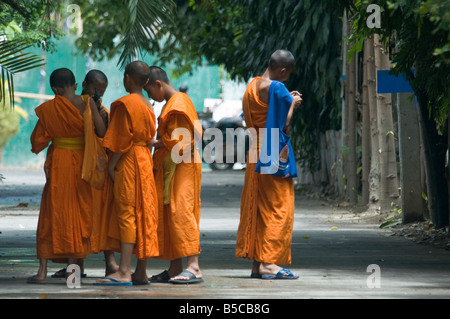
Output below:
[377,70,414,94]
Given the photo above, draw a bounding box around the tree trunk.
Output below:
[373,34,399,213]
[361,40,371,207]
[397,92,424,223]
[345,20,358,206]
[365,37,380,213]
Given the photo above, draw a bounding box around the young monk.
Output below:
[235,50,302,279]
[145,66,203,284]
[49,69,119,279]
[95,61,158,286]
[81,70,120,276]
[28,68,106,283]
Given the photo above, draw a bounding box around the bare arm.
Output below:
[284,92,302,132]
[95,97,109,128]
[108,152,122,182]
[90,97,107,137]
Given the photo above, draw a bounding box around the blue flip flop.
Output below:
[261,268,299,280]
[93,277,133,286]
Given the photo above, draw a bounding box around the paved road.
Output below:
[1,168,450,305]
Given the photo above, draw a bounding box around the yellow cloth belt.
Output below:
[133,140,147,147]
[162,152,177,205]
[53,136,85,150]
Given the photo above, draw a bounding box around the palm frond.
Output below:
[0,37,45,108]
[117,0,176,69]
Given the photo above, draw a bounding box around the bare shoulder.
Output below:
[136,93,154,112]
[256,77,271,104]
[71,95,86,114]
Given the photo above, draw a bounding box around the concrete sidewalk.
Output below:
[0,168,450,301]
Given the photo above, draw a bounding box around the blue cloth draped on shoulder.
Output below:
[255,80,297,178]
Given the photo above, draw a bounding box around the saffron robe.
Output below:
[235,77,295,265]
[30,95,93,261]
[153,92,202,260]
[90,106,120,254]
[102,93,159,260]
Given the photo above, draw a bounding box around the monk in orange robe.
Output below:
[81,70,120,276]
[145,66,203,284]
[95,61,158,286]
[28,68,106,283]
[49,69,118,280]
[235,50,302,279]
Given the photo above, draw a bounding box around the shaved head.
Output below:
[147,66,170,85]
[268,50,295,71]
[84,69,108,85]
[50,68,76,88]
[124,61,150,86]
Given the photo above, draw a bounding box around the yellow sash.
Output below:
[162,152,176,205]
[133,141,148,147]
[53,137,85,150]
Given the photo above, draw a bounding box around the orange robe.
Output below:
[30,95,93,262]
[153,92,202,260]
[102,93,159,260]
[235,77,295,265]
[90,106,120,254]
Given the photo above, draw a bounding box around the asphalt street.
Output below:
[1,167,450,304]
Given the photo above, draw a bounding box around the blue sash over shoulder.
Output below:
[254,80,297,178]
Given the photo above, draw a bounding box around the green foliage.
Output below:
[72,0,175,69]
[0,0,63,50]
[0,0,61,107]
[347,0,450,132]
[0,102,20,148]
[0,38,46,107]
[116,0,175,69]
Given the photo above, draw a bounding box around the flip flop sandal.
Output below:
[51,267,87,278]
[169,270,204,284]
[261,268,299,280]
[93,277,133,286]
[150,270,171,283]
[132,279,151,285]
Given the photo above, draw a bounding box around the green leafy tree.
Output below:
[73,0,175,69]
[346,0,450,228]
[0,0,57,107]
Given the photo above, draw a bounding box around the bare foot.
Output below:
[170,267,202,281]
[105,264,119,277]
[131,270,149,284]
[259,262,283,276]
[27,274,46,283]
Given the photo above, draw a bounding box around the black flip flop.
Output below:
[169,270,203,284]
[150,270,171,283]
